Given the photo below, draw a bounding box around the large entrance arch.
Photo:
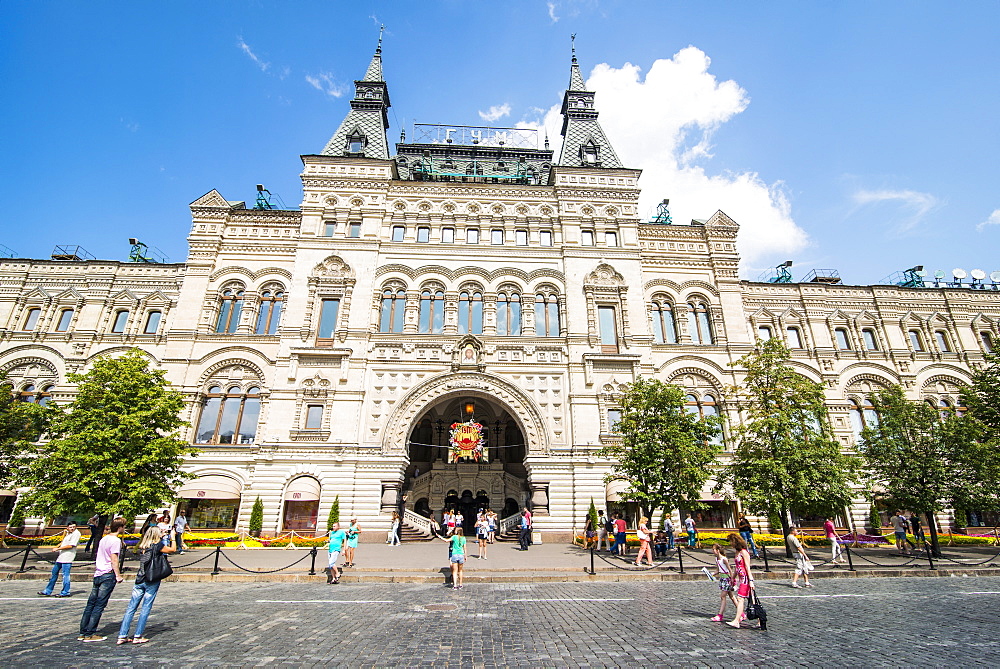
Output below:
[383,372,547,534]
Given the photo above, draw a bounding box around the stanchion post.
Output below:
[17,542,33,573]
[309,546,317,575]
[677,546,685,574]
[119,542,128,572]
[845,544,856,572]
[761,544,770,573]
[590,543,595,575]
[925,542,936,571]
[211,545,222,575]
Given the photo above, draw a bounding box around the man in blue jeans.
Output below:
[518,511,531,550]
[79,518,125,641]
[38,521,81,598]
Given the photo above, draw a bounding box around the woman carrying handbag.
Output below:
[116,526,175,644]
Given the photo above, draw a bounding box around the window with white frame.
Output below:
[379,287,406,333]
[650,300,678,344]
[496,292,521,336]
[534,292,560,337]
[688,301,714,345]
[457,291,483,335]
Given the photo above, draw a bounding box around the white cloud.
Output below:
[529,46,807,269]
[478,103,511,123]
[237,37,270,73]
[851,188,939,235]
[547,2,559,22]
[306,73,347,98]
[977,209,1000,231]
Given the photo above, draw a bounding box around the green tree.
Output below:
[587,498,599,532]
[858,384,987,556]
[961,353,1000,442]
[16,349,196,550]
[327,495,340,531]
[0,374,52,488]
[718,338,860,555]
[599,377,722,522]
[248,497,264,536]
[955,353,1000,526]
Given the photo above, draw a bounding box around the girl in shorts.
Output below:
[438,527,467,588]
[710,542,738,622]
[476,514,490,559]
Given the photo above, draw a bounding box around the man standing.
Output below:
[84,514,100,553]
[38,521,81,598]
[598,509,611,552]
[890,510,910,555]
[326,522,346,584]
[909,512,926,550]
[518,510,531,551]
[523,507,532,546]
[664,516,675,551]
[79,518,125,641]
[737,513,759,558]
[173,510,188,554]
[684,514,698,548]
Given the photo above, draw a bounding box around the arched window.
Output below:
[379,288,406,333]
[650,301,677,344]
[786,326,803,349]
[909,329,925,351]
[496,292,521,336]
[419,288,445,333]
[758,325,773,340]
[55,309,74,332]
[194,385,261,445]
[935,330,952,352]
[981,331,995,353]
[255,289,284,335]
[685,393,723,446]
[861,328,878,351]
[143,310,162,335]
[18,384,52,405]
[22,308,41,331]
[215,288,244,334]
[111,310,129,333]
[687,301,713,344]
[535,293,560,337]
[458,291,484,335]
[848,397,879,442]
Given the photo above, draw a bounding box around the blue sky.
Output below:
[2,1,998,284]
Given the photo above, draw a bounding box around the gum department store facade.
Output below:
[2,47,998,540]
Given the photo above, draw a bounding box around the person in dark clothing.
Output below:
[518,510,531,550]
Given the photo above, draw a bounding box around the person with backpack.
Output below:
[601,511,615,552]
[116,526,176,644]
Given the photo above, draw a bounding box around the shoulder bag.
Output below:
[745,589,767,630]
[140,546,174,583]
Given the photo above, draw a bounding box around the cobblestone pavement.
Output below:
[1,575,997,667]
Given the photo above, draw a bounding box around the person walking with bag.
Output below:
[387,511,401,546]
[116,526,176,644]
[824,517,844,564]
[326,522,346,584]
[598,509,612,551]
[633,516,653,566]
[79,518,126,642]
[786,526,814,588]
[344,518,361,567]
[38,521,81,598]
[726,532,759,628]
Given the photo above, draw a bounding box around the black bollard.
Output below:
[590,543,596,575]
[309,546,318,575]
[17,542,33,573]
[211,545,222,575]
[761,544,770,573]
[119,542,129,572]
[925,543,936,571]
[845,544,856,572]
[677,546,685,574]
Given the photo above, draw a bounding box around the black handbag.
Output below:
[745,589,767,630]
[140,546,174,583]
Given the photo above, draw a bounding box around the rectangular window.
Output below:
[607,409,621,432]
[467,228,479,244]
[324,222,336,237]
[417,227,430,243]
[392,226,405,242]
[834,328,851,350]
[348,222,361,238]
[539,230,552,247]
[305,405,323,429]
[55,309,74,332]
[605,231,618,246]
[581,230,595,246]
[598,306,618,353]
[983,332,995,353]
[442,227,455,244]
[349,139,363,153]
[935,331,951,352]
[143,311,162,334]
[492,229,504,245]
[111,310,129,333]
[862,328,878,351]
[909,330,924,351]
[22,308,41,331]
[516,230,528,246]
[317,299,340,339]
[786,326,802,349]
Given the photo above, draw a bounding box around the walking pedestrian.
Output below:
[138,513,158,537]
[444,509,456,536]
[684,514,698,547]
[890,510,911,555]
[156,512,171,544]
[173,510,188,554]
[84,514,100,553]
[438,527,466,588]
[664,516,675,550]
[737,513,759,558]
[653,527,669,557]
[523,507,533,545]
[455,510,465,536]
[79,518,126,641]
[824,516,844,564]
[429,514,442,538]
[634,516,653,566]
[598,509,612,551]
[326,522,346,584]
[387,511,401,546]
[726,532,758,628]
[613,513,628,556]
[710,543,738,622]
[115,526,176,644]
[38,522,81,598]
[518,510,531,551]
[344,517,361,567]
[476,513,489,559]
[786,526,814,588]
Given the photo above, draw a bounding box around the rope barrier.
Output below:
[933,549,1000,566]
[591,549,676,572]
[845,551,921,568]
[219,549,313,574]
[169,551,218,569]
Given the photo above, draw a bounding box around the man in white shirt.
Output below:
[173,511,188,554]
[38,521,81,597]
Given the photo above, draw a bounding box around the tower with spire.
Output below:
[322,28,391,160]
[557,36,622,168]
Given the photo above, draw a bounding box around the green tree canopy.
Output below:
[961,352,1000,442]
[16,349,196,532]
[0,374,53,488]
[718,337,860,550]
[599,377,722,521]
[858,384,989,555]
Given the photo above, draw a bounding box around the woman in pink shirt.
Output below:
[825,517,844,564]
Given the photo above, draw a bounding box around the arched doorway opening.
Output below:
[404,395,529,535]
